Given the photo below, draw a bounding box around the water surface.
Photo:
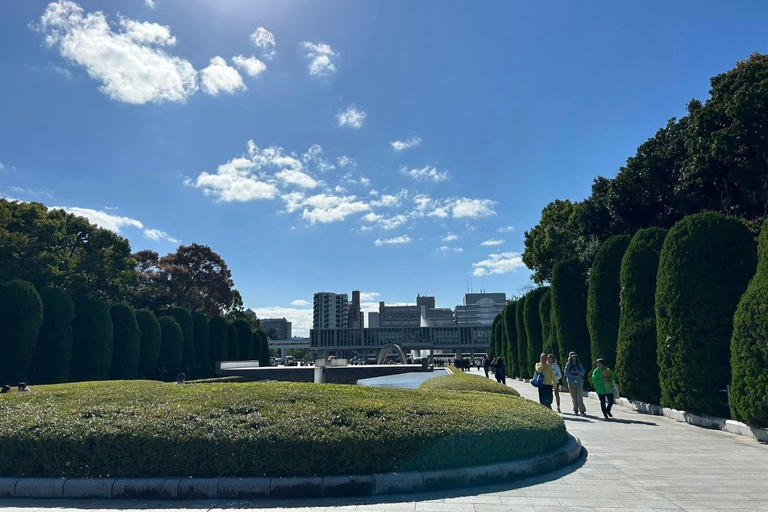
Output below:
[357,369,448,389]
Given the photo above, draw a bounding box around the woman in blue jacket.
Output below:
[564,352,587,416]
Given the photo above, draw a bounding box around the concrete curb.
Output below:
[1,434,583,500]
[585,391,768,443]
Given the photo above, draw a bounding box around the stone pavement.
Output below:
[2,370,767,511]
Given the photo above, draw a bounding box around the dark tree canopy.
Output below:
[157,316,183,379]
[501,301,518,378]
[515,298,529,379]
[656,212,756,417]
[208,317,228,368]
[227,323,240,361]
[0,279,43,384]
[550,259,590,378]
[71,294,113,382]
[232,319,253,360]
[539,290,553,355]
[489,314,502,360]
[191,311,212,377]
[136,309,161,379]
[29,287,75,384]
[524,288,548,371]
[256,330,270,367]
[109,302,141,380]
[168,307,195,375]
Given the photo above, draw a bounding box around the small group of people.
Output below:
[1,383,31,393]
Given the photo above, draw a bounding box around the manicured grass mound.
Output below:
[420,368,520,397]
[0,380,563,478]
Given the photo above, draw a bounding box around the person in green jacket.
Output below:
[591,358,616,420]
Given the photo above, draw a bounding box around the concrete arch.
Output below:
[377,344,408,365]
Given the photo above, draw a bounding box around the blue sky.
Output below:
[2,1,767,335]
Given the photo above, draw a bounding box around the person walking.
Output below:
[491,357,507,385]
[534,353,556,409]
[592,358,616,420]
[548,354,563,413]
[564,352,587,416]
[482,356,490,378]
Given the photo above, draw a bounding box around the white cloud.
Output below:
[337,155,356,168]
[301,41,338,76]
[359,176,371,187]
[364,213,408,230]
[275,169,318,189]
[390,134,421,151]
[231,55,266,77]
[336,105,366,129]
[375,235,411,246]
[498,225,514,233]
[481,238,505,247]
[144,0,156,8]
[451,198,497,218]
[39,1,198,104]
[443,233,459,242]
[193,156,278,202]
[250,27,276,59]
[54,206,143,232]
[200,56,245,95]
[439,245,464,253]
[144,228,179,244]
[249,306,313,337]
[472,252,525,276]
[402,165,449,183]
[290,299,309,306]
[302,144,335,171]
[0,163,4,170]
[301,193,370,224]
[411,195,496,219]
[359,292,380,302]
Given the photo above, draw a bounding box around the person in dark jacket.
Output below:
[482,356,491,378]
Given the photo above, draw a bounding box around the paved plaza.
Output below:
[2,371,767,511]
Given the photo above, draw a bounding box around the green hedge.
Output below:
[208,317,228,366]
[656,212,756,417]
[551,259,591,379]
[71,294,113,382]
[233,319,253,360]
[0,380,565,477]
[256,330,270,367]
[539,289,553,355]
[109,303,141,380]
[587,235,631,369]
[29,288,74,384]
[488,314,501,360]
[227,323,240,360]
[615,227,667,404]
[501,301,517,377]
[168,307,195,375]
[191,312,213,378]
[515,298,530,379]
[0,280,43,384]
[524,288,548,371]
[420,367,520,396]
[730,219,768,426]
[135,309,161,379]
[157,316,183,378]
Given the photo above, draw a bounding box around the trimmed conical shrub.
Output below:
[0,279,43,384]
[208,317,228,369]
[489,314,502,360]
[71,294,113,382]
[29,287,74,384]
[256,330,270,367]
[233,319,253,360]
[515,298,530,379]
[157,316,183,379]
[192,312,212,377]
[109,302,141,380]
[501,301,518,377]
[730,219,768,426]
[168,307,195,375]
[656,212,756,417]
[136,309,161,379]
[524,287,548,371]
[551,258,591,382]
[539,290,553,355]
[227,323,240,360]
[615,227,667,403]
[587,235,631,369]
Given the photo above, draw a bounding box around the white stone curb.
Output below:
[585,391,768,442]
[0,434,583,500]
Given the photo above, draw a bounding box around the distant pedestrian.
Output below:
[592,358,616,420]
[175,373,186,385]
[482,356,490,378]
[548,354,563,413]
[564,352,587,416]
[491,357,506,385]
[1,385,10,394]
[535,353,556,409]
[17,382,30,392]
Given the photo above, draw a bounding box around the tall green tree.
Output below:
[109,302,141,380]
[71,294,113,382]
[515,298,530,379]
[208,317,228,369]
[232,319,253,360]
[550,259,590,378]
[0,280,43,384]
[501,301,518,378]
[656,212,756,417]
[191,311,212,377]
[256,330,270,367]
[489,314,502,360]
[136,309,161,379]
[29,287,75,384]
[539,290,553,355]
[227,323,240,360]
[168,307,195,375]
[157,316,183,380]
[524,288,548,370]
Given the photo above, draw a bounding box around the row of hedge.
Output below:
[489,211,767,426]
[0,282,270,385]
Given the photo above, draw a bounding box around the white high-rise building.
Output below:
[313,292,349,329]
[455,292,507,326]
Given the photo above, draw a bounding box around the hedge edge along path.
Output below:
[0,434,583,499]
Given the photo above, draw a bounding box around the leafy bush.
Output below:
[70,294,113,382]
[489,314,502,360]
[109,303,141,380]
[515,298,530,378]
[524,288,548,370]
[227,323,240,360]
[233,319,253,360]
[501,301,518,377]
[0,380,565,477]
[421,368,520,396]
[256,330,270,367]
[656,212,756,417]
[29,288,74,384]
[730,219,768,426]
[0,280,43,384]
[208,317,228,367]
[135,309,161,379]
[615,228,667,403]
[587,235,631,369]
[539,290,552,355]
[157,316,183,378]
[191,312,212,377]
[551,258,591,379]
[168,307,195,375]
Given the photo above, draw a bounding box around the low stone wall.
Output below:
[0,434,583,500]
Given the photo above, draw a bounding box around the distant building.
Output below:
[260,318,292,340]
[348,290,364,328]
[368,311,380,328]
[378,295,455,328]
[455,292,507,326]
[313,292,349,329]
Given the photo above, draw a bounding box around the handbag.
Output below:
[531,371,543,388]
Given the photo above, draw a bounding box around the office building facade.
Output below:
[455,292,507,326]
[260,318,292,340]
[313,292,349,329]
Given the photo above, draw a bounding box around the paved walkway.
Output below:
[2,370,767,511]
